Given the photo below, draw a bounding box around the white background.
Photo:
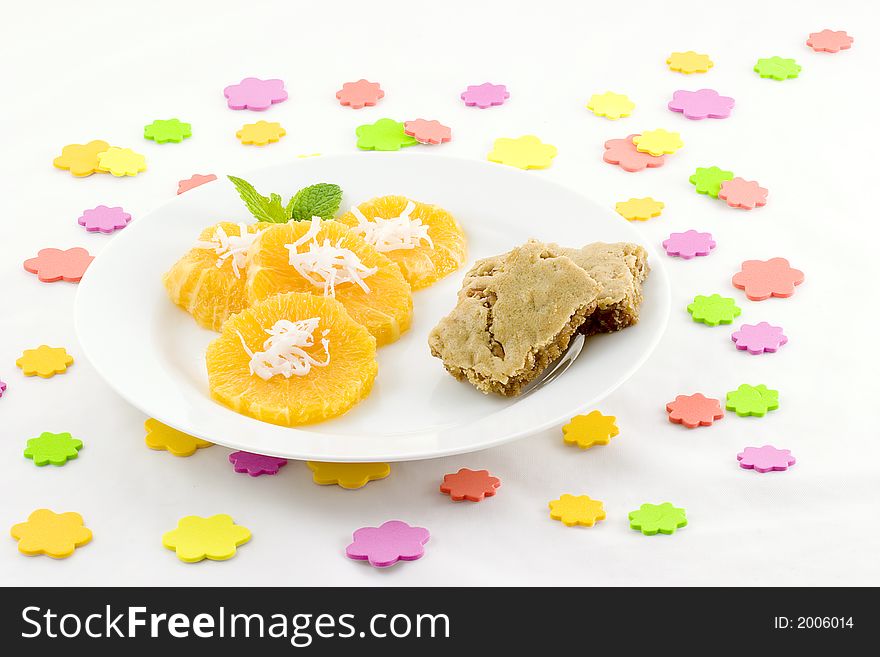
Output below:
[1,0,878,586]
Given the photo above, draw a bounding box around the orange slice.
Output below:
[163,221,272,331]
[206,292,377,426]
[337,195,466,290]
[246,219,412,346]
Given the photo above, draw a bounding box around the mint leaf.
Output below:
[288,183,343,221]
[227,175,289,223]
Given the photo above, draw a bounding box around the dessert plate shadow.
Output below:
[75,153,670,462]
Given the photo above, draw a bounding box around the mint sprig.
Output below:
[227,176,343,223]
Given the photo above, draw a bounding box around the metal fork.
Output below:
[521,333,585,396]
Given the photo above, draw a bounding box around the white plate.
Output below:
[75,153,670,462]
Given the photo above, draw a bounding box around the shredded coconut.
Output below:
[237,318,330,380]
[195,223,258,278]
[285,217,377,297]
[350,201,433,252]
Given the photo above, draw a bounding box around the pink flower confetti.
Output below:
[737,445,796,473]
[345,520,430,568]
[603,135,666,172]
[223,77,288,111]
[23,248,94,283]
[460,82,509,109]
[668,89,735,120]
[719,178,768,210]
[177,174,217,195]
[77,205,131,234]
[666,393,724,429]
[404,119,452,145]
[806,29,853,53]
[336,79,384,109]
[0,380,6,399]
[662,230,716,259]
[732,258,805,301]
[731,322,788,354]
[228,451,288,477]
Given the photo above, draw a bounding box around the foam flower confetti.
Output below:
[615,197,664,221]
[96,147,147,177]
[356,118,418,151]
[603,135,666,172]
[162,514,251,563]
[24,432,83,466]
[336,79,384,109]
[725,384,779,417]
[562,410,619,449]
[177,173,217,194]
[754,57,801,80]
[731,322,788,354]
[687,294,741,326]
[732,258,804,301]
[16,345,74,378]
[404,119,452,144]
[306,461,391,489]
[737,445,796,473]
[487,135,557,170]
[0,380,6,398]
[53,140,110,177]
[668,89,734,120]
[78,205,131,234]
[24,247,94,282]
[460,82,509,108]
[345,520,430,568]
[719,178,768,210]
[228,451,288,476]
[144,418,212,457]
[549,495,606,527]
[236,120,286,146]
[663,230,715,259]
[224,77,288,110]
[144,118,192,143]
[689,166,734,198]
[586,91,635,120]
[666,393,724,428]
[667,51,713,74]
[633,129,683,156]
[440,468,501,502]
[629,503,687,535]
[10,509,92,559]
[806,29,853,53]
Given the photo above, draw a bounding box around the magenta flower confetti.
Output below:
[228,451,288,477]
[77,205,131,234]
[460,82,509,109]
[0,379,6,398]
[662,230,715,259]
[737,445,796,473]
[668,89,735,120]
[731,322,788,354]
[345,520,430,568]
[223,77,288,111]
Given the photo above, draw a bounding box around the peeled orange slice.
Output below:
[206,292,378,426]
[163,221,272,331]
[246,218,412,346]
[337,195,466,290]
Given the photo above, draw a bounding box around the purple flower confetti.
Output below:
[223,77,288,111]
[668,89,735,120]
[731,322,788,354]
[345,520,430,568]
[228,451,288,477]
[78,205,131,234]
[460,82,509,109]
[662,230,716,259]
[737,445,796,473]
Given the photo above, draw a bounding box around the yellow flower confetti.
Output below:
[162,514,251,563]
[237,120,286,146]
[549,495,606,527]
[615,197,665,221]
[586,91,635,120]
[96,147,147,177]
[306,461,391,489]
[16,345,74,378]
[562,410,619,449]
[633,129,684,156]
[144,418,212,457]
[487,135,557,170]
[53,140,110,177]
[11,509,92,559]
[667,51,713,74]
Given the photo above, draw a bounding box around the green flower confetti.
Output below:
[687,294,742,326]
[726,384,779,417]
[24,432,83,466]
[355,118,419,151]
[629,502,688,536]
[144,118,192,144]
[689,166,734,198]
[754,57,801,81]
